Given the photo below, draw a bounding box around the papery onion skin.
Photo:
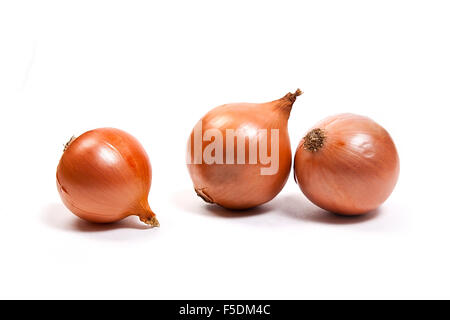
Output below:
[187,90,302,210]
[294,113,399,215]
[56,128,159,227]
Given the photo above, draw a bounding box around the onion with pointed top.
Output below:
[187,90,302,210]
[56,128,159,227]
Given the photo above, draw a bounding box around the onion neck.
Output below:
[284,88,303,103]
[303,128,326,152]
[137,202,160,227]
[140,214,160,227]
[275,89,303,116]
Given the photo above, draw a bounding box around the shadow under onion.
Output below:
[41,203,153,232]
[274,193,381,224]
[172,188,381,224]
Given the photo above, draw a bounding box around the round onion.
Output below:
[187,90,302,210]
[294,113,399,215]
[56,128,159,227]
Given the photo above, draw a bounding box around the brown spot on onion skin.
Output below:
[187,90,302,210]
[294,113,400,215]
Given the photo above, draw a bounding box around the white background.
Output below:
[1,0,449,299]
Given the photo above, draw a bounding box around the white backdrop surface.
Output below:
[0,0,449,299]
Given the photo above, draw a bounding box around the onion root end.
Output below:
[195,188,214,204]
[63,135,77,152]
[303,128,326,152]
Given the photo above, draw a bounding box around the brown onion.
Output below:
[56,128,159,227]
[187,89,302,210]
[294,113,399,215]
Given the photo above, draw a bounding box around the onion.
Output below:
[294,113,399,215]
[187,89,302,210]
[56,128,159,227]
